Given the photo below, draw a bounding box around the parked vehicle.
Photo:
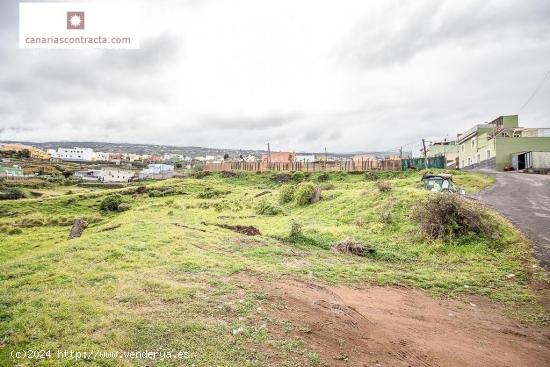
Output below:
[421,173,465,195]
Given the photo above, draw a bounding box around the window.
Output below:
[513,132,521,137]
[471,139,475,148]
[462,160,465,168]
[486,150,491,160]
[477,154,480,163]
[468,158,471,166]
[461,144,465,152]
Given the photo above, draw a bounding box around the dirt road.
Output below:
[474,170,550,269]
[242,274,550,367]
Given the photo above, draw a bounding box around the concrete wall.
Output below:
[533,152,550,169]
[495,137,550,170]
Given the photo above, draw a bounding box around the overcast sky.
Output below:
[1,0,549,153]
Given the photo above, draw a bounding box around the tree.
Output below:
[223,153,230,161]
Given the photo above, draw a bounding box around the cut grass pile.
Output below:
[0,169,546,366]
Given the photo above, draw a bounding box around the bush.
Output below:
[378,199,394,224]
[192,171,211,179]
[0,187,27,200]
[272,173,291,183]
[100,194,123,212]
[256,200,283,215]
[289,220,303,237]
[197,188,230,199]
[375,181,392,192]
[365,171,379,181]
[317,173,330,182]
[319,182,335,190]
[292,171,305,182]
[148,189,163,197]
[411,193,496,241]
[279,184,295,204]
[294,182,316,205]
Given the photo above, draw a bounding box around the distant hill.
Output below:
[1,141,408,159]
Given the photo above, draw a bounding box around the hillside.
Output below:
[0,170,548,366]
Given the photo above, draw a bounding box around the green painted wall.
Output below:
[0,165,23,176]
[495,137,550,170]
[502,115,519,128]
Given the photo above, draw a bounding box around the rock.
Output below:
[232,327,244,335]
[310,186,322,203]
[68,218,88,239]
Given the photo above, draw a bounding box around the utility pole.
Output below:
[267,143,271,168]
[399,147,403,159]
[421,139,428,169]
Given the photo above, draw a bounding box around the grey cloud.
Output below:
[339,0,550,68]
[199,112,302,131]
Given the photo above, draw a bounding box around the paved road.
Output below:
[474,170,550,269]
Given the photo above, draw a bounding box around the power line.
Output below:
[519,68,550,112]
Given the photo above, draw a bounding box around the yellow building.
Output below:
[0,143,51,160]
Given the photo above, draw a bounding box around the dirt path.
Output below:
[473,170,550,269]
[242,274,550,366]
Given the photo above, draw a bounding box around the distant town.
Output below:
[1,114,550,182]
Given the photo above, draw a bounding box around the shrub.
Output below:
[378,199,394,224]
[317,173,330,182]
[100,194,123,212]
[375,180,392,192]
[289,220,303,237]
[8,228,23,235]
[292,171,305,182]
[0,187,27,200]
[256,200,283,215]
[411,193,496,241]
[148,189,163,197]
[197,188,230,199]
[192,171,211,179]
[319,182,335,190]
[279,184,295,204]
[294,182,316,205]
[272,173,291,183]
[365,171,379,181]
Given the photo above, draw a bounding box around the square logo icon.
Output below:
[67,11,85,29]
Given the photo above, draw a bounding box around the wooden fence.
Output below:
[204,159,401,172]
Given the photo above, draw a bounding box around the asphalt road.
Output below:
[474,170,550,269]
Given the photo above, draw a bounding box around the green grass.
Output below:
[0,169,546,366]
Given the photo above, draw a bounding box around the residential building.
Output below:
[458,115,550,170]
[242,155,258,162]
[296,154,316,162]
[138,163,175,179]
[0,165,24,177]
[92,152,110,161]
[425,140,459,168]
[48,147,95,161]
[74,168,135,182]
[0,143,51,160]
[261,152,296,163]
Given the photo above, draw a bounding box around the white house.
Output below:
[74,168,135,182]
[243,155,258,162]
[48,147,95,161]
[138,163,175,179]
[92,152,110,161]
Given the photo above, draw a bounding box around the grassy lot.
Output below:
[0,169,547,366]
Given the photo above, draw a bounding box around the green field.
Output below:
[0,170,547,366]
